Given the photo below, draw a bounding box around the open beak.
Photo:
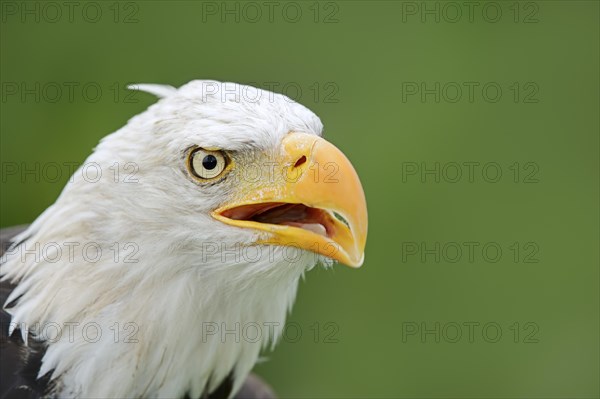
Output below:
[212,132,368,267]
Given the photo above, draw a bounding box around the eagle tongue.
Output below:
[253,204,307,224]
[281,222,327,236]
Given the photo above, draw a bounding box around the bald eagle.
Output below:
[0,81,368,398]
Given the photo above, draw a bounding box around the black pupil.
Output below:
[202,154,218,170]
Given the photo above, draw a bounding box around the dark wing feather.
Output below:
[1,225,52,399]
[0,225,276,399]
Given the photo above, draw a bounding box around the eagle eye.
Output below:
[188,148,229,180]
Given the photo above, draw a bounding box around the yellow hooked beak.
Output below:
[212,132,368,267]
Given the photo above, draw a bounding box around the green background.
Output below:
[1,1,598,397]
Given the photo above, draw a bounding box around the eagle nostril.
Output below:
[294,155,307,168]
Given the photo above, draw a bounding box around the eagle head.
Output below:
[1,80,368,398]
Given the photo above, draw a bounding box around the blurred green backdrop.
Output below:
[1,1,598,398]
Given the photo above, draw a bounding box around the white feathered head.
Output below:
[1,80,367,398]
